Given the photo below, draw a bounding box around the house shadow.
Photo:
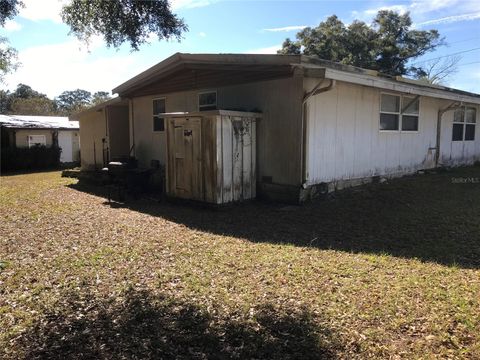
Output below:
[14,288,338,360]
[67,168,480,269]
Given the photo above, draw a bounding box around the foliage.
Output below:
[279,11,443,76]
[0,36,18,82]
[0,0,188,82]
[10,97,57,115]
[55,89,92,115]
[0,0,22,26]
[91,91,112,106]
[61,0,188,50]
[0,144,61,171]
[11,83,46,99]
[1,84,113,115]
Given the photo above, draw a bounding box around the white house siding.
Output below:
[131,76,303,186]
[304,79,448,185]
[439,106,480,166]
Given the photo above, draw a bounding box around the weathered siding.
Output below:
[131,76,303,186]
[440,107,480,166]
[15,129,54,148]
[78,111,106,170]
[304,79,478,185]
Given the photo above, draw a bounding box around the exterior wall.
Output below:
[440,106,480,166]
[131,76,303,187]
[304,78,480,187]
[107,106,130,160]
[15,129,54,148]
[58,130,80,163]
[78,110,107,170]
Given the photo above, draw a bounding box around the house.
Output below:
[74,53,480,203]
[0,115,80,164]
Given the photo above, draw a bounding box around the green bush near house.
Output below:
[0,145,61,172]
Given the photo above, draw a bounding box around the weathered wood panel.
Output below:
[305,80,461,184]
[221,116,233,203]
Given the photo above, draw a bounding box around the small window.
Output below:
[380,94,419,132]
[198,91,217,111]
[453,106,476,141]
[153,98,166,132]
[28,135,46,148]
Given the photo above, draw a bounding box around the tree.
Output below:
[61,0,187,50]
[1,0,188,79]
[55,89,92,115]
[410,55,461,85]
[91,91,112,106]
[11,83,46,99]
[277,38,300,55]
[0,1,21,81]
[10,97,57,115]
[278,11,443,76]
[0,0,22,25]
[0,36,18,82]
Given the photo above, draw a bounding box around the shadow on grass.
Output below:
[68,166,480,269]
[13,288,337,360]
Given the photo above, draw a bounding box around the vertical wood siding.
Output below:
[305,79,480,184]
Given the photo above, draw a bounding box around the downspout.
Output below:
[435,101,461,167]
[301,78,336,185]
[129,98,136,158]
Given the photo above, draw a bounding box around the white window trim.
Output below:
[198,90,217,111]
[379,92,420,133]
[152,97,166,132]
[452,106,477,142]
[28,135,46,148]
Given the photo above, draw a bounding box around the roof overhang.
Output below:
[111,52,480,105]
[319,67,480,104]
[112,53,301,97]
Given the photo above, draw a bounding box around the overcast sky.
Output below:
[1,0,480,98]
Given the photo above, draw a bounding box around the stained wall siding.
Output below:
[305,79,442,184]
[439,105,480,166]
[15,129,54,148]
[131,76,303,186]
[78,111,106,170]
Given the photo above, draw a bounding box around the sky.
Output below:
[1,0,480,98]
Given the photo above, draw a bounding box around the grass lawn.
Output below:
[1,167,480,359]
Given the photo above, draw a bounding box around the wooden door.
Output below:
[172,117,203,200]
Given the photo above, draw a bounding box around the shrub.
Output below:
[1,145,62,172]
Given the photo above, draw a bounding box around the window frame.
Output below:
[379,92,420,133]
[198,90,217,111]
[28,135,46,148]
[452,106,476,142]
[152,97,166,132]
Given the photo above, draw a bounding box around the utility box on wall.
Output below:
[165,110,260,204]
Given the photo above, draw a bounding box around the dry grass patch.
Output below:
[1,168,480,359]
